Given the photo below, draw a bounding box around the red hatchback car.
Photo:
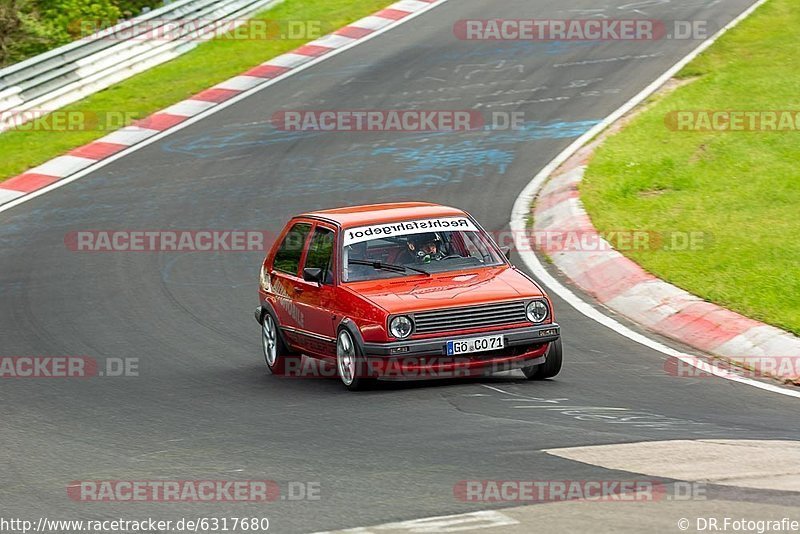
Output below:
[256,202,562,390]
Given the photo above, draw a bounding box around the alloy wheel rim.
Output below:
[337,331,356,386]
[262,314,277,366]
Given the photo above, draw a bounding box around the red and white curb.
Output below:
[0,0,444,207]
[510,0,800,395]
[533,158,800,377]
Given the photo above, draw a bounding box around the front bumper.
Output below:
[361,323,559,379]
[363,323,560,357]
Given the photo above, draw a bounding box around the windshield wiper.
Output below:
[348,259,430,276]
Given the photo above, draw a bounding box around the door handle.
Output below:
[294,286,304,294]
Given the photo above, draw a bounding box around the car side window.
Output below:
[273,222,312,275]
[304,227,335,284]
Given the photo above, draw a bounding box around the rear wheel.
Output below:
[336,329,375,391]
[261,311,300,376]
[522,338,562,380]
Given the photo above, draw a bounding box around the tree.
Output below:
[0,0,160,67]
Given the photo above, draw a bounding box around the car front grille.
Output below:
[413,300,529,334]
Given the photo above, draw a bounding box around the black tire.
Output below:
[522,338,562,380]
[261,309,300,376]
[336,328,376,391]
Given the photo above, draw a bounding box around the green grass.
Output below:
[0,0,393,181]
[581,0,800,335]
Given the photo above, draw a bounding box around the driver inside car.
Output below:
[400,233,447,264]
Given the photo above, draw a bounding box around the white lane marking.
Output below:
[499,398,569,403]
[507,0,800,400]
[312,510,519,533]
[0,0,451,215]
[512,406,628,410]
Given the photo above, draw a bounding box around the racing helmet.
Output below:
[408,232,443,260]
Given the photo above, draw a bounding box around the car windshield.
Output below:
[342,217,505,282]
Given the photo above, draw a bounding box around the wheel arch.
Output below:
[337,317,367,356]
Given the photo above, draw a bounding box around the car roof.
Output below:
[299,202,469,228]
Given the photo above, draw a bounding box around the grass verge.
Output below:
[0,0,393,182]
[581,0,800,335]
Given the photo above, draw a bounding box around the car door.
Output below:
[293,223,338,358]
[269,220,313,348]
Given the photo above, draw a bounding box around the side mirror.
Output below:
[303,267,323,283]
[500,246,513,261]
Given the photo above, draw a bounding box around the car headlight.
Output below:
[526,300,548,323]
[389,316,414,339]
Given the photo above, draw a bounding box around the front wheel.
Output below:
[522,338,562,380]
[262,311,300,376]
[336,329,375,391]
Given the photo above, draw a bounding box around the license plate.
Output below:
[446,334,505,356]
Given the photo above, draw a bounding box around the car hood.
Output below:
[350,266,545,314]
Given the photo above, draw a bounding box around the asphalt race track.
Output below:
[2,0,799,532]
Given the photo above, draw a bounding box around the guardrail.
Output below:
[0,0,281,132]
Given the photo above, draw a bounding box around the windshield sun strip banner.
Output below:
[343,217,479,246]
